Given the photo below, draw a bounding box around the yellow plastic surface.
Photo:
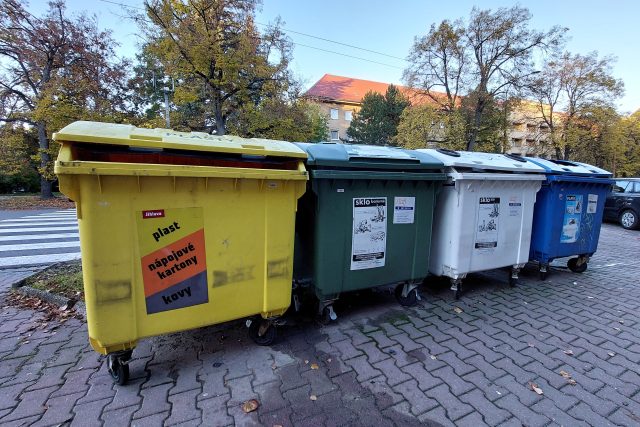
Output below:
[54,122,307,355]
[53,121,308,158]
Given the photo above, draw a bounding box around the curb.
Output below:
[14,285,86,319]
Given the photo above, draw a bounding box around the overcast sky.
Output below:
[33,0,640,113]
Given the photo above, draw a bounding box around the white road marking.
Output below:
[0,241,80,252]
[0,252,81,267]
[0,221,78,228]
[0,226,78,234]
[0,233,79,242]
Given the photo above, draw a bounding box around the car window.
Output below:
[629,181,640,193]
[613,180,629,193]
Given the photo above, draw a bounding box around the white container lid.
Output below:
[417,149,546,173]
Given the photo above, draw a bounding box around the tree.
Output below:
[404,20,465,111]
[347,85,409,145]
[228,98,328,142]
[528,51,624,160]
[405,6,564,151]
[395,105,466,150]
[618,111,640,176]
[140,0,293,136]
[0,0,129,198]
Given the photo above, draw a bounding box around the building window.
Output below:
[330,130,339,140]
[344,110,353,121]
[511,138,523,147]
[330,109,339,120]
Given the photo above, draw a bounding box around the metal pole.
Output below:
[164,87,170,128]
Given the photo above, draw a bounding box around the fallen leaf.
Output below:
[453,307,463,314]
[586,296,594,299]
[563,349,574,356]
[608,352,615,357]
[614,327,621,331]
[528,343,535,348]
[273,425,283,427]
[327,358,332,363]
[304,360,309,364]
[567,379,577,385]
[310,363,319,370]
[619,320,625,324]
[559,370,571,379]
[528,382,544,395]
[241,399,259,413]
[496,391,502,396]
[310,395,317,401]
[430,355,437,360]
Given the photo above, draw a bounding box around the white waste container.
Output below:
[415,149,546,299]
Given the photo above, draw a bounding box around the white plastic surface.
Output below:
[418,149,546,173]
[429,177,543,279]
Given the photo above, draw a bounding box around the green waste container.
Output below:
[293,143,446,321]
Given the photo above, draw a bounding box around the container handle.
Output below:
[436,148,461,157]
[504,153,527,163]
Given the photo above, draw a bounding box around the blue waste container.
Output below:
[526,157,614,279]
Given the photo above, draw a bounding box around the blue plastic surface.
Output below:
[527,158,614,269]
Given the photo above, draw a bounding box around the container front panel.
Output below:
[530,181,612,263]
[72,173,302,352]
[430,179,541,278]
[309,179,438,299]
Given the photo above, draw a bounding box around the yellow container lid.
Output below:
[53,121,307,159]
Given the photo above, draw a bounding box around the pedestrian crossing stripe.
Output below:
[0,241,80,252]
[0,233,79,242]
[0,226,78,234]
[0,252,81,268]
[0,221,79,228]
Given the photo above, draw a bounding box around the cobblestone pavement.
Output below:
[1,223,639,426]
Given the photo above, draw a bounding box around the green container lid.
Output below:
[295,143,444,171]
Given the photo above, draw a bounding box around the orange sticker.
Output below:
[141,229,207,298]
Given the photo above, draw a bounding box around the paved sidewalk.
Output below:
[1,223,639,426]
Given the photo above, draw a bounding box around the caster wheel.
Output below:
[453,289,461,300]
[320,306,337,325]
[509,277,517,287]
[567,258,587,273]
[539,270,548,281]
[395,285,418,307]
[107,354,130,386]
[249,320,277,346]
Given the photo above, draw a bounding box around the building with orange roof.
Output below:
[304,73,554,155]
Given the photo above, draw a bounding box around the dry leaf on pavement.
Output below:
[310,395,317,401]
[241,399,259,413]
[528,382,544,395]
[563,349,574,356]
[453,307,463,314]
[310,363,319,370]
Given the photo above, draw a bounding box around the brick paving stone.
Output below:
[0,224,639,426]
[372,358,412,387]
[70,397,111,427]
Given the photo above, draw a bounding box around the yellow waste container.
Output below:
[54,121,307,384]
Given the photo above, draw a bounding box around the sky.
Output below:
[32,0,640,114]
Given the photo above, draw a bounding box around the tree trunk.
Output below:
[563,145,570,161]
[37,121,53,199]
[214,100,226,136]
[467,101,484,151]
[554,146,562,160]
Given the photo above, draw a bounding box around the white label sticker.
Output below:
[508,195,522,217]
[351,197,387,270]
[475,197,500,250]
[587,194,598,214]
[393,197,416,224]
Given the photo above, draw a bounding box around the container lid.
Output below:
[416,149,545,173]
[53,121,307,159]
[524,157,612,177]
[295,143,444,170]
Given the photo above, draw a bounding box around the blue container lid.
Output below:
[295,143,444,171]
[524,157,612,177]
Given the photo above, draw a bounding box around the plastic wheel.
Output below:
[395,284,418,307]
[107,355,130,386]
[539,270,548,281]
[249,320,277,346]
[509,277,518,287]
[567,258,588,273]
[620,209,639,230]
[453,289,461,300]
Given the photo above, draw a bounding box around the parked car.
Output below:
[604,178,640,229]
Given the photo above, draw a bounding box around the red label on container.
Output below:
[143,210,165,219]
